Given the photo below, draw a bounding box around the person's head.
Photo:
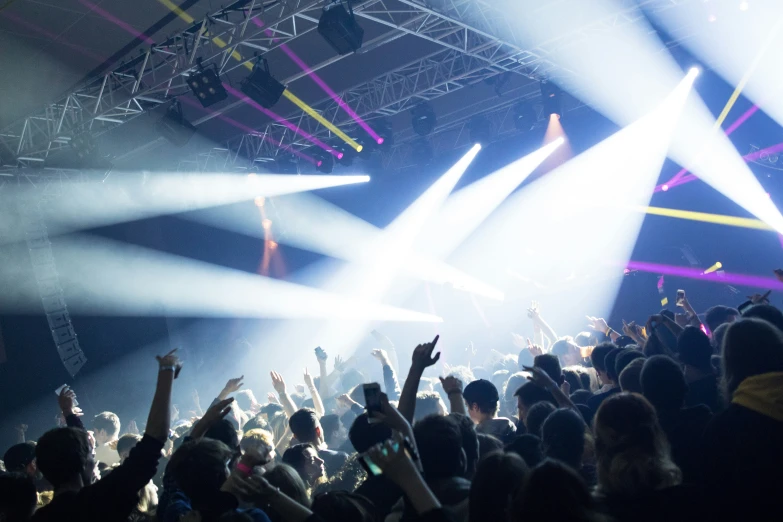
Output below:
[340,368,366,393]
[603,348,626,385]
[721,317,783,399]
[450,413,479,479]
[524,401,556,437]
[413,391,447,423]
[705,305,740,333]
[677,326,713,371]
[463,379,500,423]
[446,366,476,388]
[476,433,504,461]
[503,372,529,417]
[505,434,543,468]
[116,433,142,463]
[310,490,376,522]
[640,355,687,412]
[0,472,37,522]
[541,409,586,470]
[569,389,593,405]
[742,304,783,333]
[289,408,322,446]
[204,418,241,457]
[263,463,310,510]
[469,452,529,522]
[93,411,120,444]
[491,370,510,393]
[514,382,555,424]
[562,369,583,392]
[268,410,289,447]
[240,428,275,460]
[36,427,95,489]
[413,414,466,480]
[260,402,285,418]
[511,460,599,522]
[711,322,730,352]
[551,338,583,367]
[3,442,37,478]
[574,331,598,348]
[320,414,347,449]
[282,443,325,486]
[348,413,393,454]
[615,350,645,378]
[618,357,645,394]
[590,343,617,385]
[243,413,270,432]
[534,354,563,384]
[594,393,681,496]
[168,438,233,507]
[234,389,258,413]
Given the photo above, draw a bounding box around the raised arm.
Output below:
[303,367,325,418]
[398,336,440,423]
[529,303,558,345]
[270,371,298,417]
[439,376,466,415]
[522,365,580,418]
[587,316,620,342]
[372,348,401,401]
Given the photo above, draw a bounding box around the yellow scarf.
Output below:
[732,372,783,422]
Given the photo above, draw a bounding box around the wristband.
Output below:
[236,462,253,476]
[159,365,176,372]
[447,390,463,396]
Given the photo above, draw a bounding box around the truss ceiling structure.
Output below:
[0,0,701,175]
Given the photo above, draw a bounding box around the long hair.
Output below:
[593,393,681,497]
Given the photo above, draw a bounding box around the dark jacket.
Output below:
[657,405,712,484]
[684,374,722,413]
[587,386,621,417]
[597,484,709,522]
[702,372,783,521]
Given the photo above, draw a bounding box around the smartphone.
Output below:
[363,383,383,424]
[314,346,327,361]
[676,289,685,305]
[360,440,401,476]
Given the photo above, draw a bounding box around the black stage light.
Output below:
[316,155,335,174]
[540,81,563,119]
[411,103,436,136]
[276,155,299,174]
[156,100,196,147]
[70,132,97,160]
[241,59,286,108]
[188,64,228,107]
[513,102,537,131]
[318,1,364,55]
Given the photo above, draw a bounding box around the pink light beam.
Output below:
[78,0,155,45]
[251,18,383,145]
[223,84,342,160]
[627,260,783,291]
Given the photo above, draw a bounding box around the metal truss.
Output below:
[0,0,337,168]
[214,0,702,170]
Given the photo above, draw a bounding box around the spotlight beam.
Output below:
[0,174,369,245]
[0,234,442,322]
[627,260,783,292]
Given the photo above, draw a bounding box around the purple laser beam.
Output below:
[659,141,783,191]
[251,18,383,145]
[660,104,760,190]
[79,0,155,45]
[180,96,318,165]
[223,84,341,159]
[627,260,783,291]
[1,11,105,61]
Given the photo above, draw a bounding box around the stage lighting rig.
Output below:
[513,102,537,131]
[156,100,196,147]
[242,58,286,109]
[540,81,563,119]
[412,103,437,136]
[188,60,228,108]
[318,0,364,55]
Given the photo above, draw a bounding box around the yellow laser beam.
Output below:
[282,90,362,152]
[704,262,722,275]
[156,0,358,150]
[642,206,774,231]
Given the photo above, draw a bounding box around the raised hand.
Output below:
[365,433,419,485]
[748,290,772,304]
[522,365,558,392]
[270,371,287,394]
[314,346,328,362]
[58,386,80,416]
[155,348,183,378]
[224,376,244,394]
[586,316,609,335]
[411,335,441,372]
[371,349,390,365]
[127,419,139,435]
[439,375,463,396]
[267,392,280,405]
[191,398,234,439]
[334,354,346,372]
[526,338,544,357]
[303,368,315,390]
[511,332,527,350]
[527,301,540,320]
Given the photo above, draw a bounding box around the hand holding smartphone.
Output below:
[363,383,382,424]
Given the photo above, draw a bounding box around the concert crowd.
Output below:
[2,284,783,522]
